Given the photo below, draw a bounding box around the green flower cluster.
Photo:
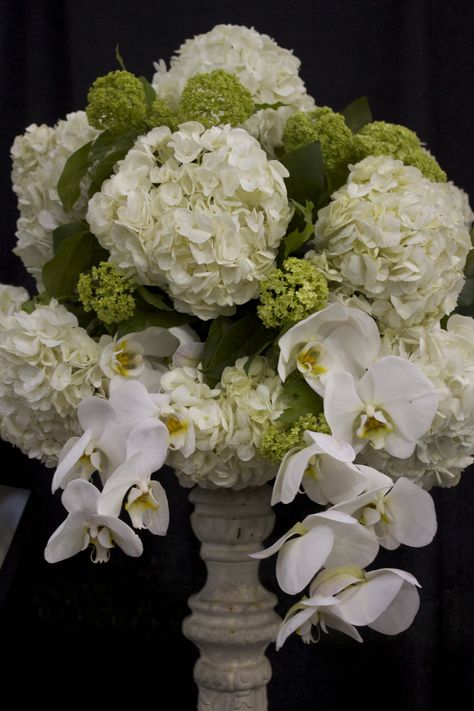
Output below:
[86,70,177,133]
[352,121,447,182]
[257,257,329,329]
[259,412,331,464]
[283,107,353,179]
[86,71,148,132]
[77,261,136,325]
[178,69,255,128]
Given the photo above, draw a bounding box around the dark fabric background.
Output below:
[0,1,473,708]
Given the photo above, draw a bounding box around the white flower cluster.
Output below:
[162,357,286,489]
[152,24,313,111]
[11,111,98,286]
[152,24,315,158]
[311,155,472,330]
[87,122,292,319]
[361,315,474,489]
[0,299,106,465]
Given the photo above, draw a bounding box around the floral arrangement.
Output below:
[2,24,473,650]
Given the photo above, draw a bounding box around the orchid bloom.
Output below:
[278,303,380,395]
[252,509,378,595]
[44,479,143,564]
[324,356,438,458]
[276,566,421,649]
[272,431,366,506]
[98,418,170,535]
[169,325,204,368]
[100,326,181,390]
[333,472,437,550]
[52,397,125,493]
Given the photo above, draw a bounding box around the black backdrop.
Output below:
[0,1,474,708]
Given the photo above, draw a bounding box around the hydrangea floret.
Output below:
[77,261,136,325]
[178,69,255,128]
[258,257,329,329]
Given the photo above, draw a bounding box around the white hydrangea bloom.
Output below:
[0,284,29,318]
[360,315,474,488]
[311,156,472,330]
[0,300,107,466]
[152,24,314,112]
[87,122,292,320]
[161,357,285,489]
[11,112,99,286]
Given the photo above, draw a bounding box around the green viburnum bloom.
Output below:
[259,413,331,464]
[282,107,353,176]
[77,261,136,325]
[178,69,255,128]
[352,121,447,182]
[257,257,329,329]
[86,70,148,132]
[145,97,178,131]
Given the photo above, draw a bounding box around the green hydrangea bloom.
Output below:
[86,70,148,132]
[353,121,447,182]
[282,107,353,177]
[178,69,255,128]
[145,97,178,132]
[257,257,329,329]
[259,413,331,463]
[78,262,136,324]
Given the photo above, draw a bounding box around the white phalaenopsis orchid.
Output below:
[252,509,378,595]
[272,431,367,506]
[324,356,438,458]
[52,397,125,493]
[98,417,170,535]
[100,326,181,390]
[278,303,380,395]
[333,474,437,550]
[170,325,204,368]
[276,566,421,649]
[44,479,143,564]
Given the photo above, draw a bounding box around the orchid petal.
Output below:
[336,570,406,626]
[272,445,317,506]
[323,611,363,642]
[52,430,93,493]
[129,327,180,358]
[44,512,89,563]
[324,372,364,446]
[358,356,438,443]
[77,397,117,435]
[386,478,437,547]
[250,523,307,560]
[126,417,169,474]
[61,479,100,516]
[369,581,420,635]
[276,607,315,650]
[96,514,143,557]
[276,525,335,595]
[98,454,145,518]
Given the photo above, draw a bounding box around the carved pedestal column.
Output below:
[182,485,280,711]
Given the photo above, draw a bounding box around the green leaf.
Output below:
[88,129,138,197]
[278,200,315,261]
[52,222,89,254]
[137,285,172,311]
[21,292,52,314]
[138,76,157,109]
[278,374,324,425]
[464,248,474,279]
[201,313,277,386]
[42,231,108,298]
[342,96,373,134]
[57,141,93,212]
[115,44,126,71]
[254,101,287,111]
[116,303,193,337]
[455,277,474,316]
[281,142,327,209]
